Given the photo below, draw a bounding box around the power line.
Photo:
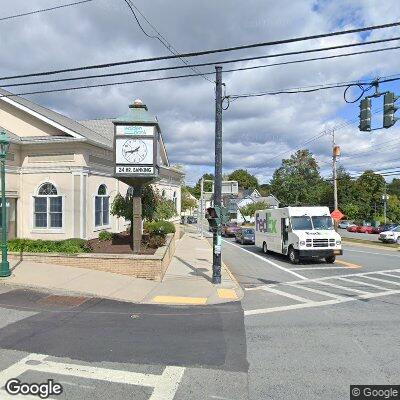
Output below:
[0,0,94,22]
[1,20,400,81]
[122,0,213,84]
[3,41,400,89]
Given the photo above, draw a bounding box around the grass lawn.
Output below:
[342,236,399,250]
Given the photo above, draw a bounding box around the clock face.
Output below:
[121,139,148,163]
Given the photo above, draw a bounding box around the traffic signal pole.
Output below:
[213,66,223,284]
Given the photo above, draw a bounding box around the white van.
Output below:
[255,207,342,264]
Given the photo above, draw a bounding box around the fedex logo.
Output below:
[256,212,277,234]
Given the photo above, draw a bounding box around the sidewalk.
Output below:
[0,231,243,305]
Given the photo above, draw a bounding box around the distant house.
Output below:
[228,188,279,223]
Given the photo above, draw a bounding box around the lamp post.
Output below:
[0,131,10,277]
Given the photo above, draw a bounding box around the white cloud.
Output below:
[1,0,400,185]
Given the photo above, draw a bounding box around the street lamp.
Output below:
[0,131,10,277]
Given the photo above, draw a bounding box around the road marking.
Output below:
[244,289,400,315]
[337,277,390,291]
[0,353,185,400]
[245,268,400,290]
[288,283,347,300]
[261,286,311,303]
[152,295,207,305]
[380,272,400,280]
[290,266,346,271]
[363,275,400,286]
[345,248,400,257]
[222,239,307,280]
[217,288,238,300]
[335,260,362,269]
[315,280,368,294]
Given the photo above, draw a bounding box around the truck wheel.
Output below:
[288,247,299,264]
[325,255,336,264]
[262,242,268,254]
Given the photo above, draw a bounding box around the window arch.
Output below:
[95,184,110,227]
[34,182,62,229]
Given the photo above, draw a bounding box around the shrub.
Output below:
[147,234,166,248]
[98,231,113,241]
[144,220,175,235]
[8,238,92,254]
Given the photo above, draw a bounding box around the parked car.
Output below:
[235,227,255,244]
[379,225,400,244]
[186,216,197,224]
[347,225,358,233]
[221,222,241,237]
[338,220,354,229]
[357,225,374,234]
[371,224,397,234]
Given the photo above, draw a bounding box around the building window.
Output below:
[34,183,63,229]
[95,184,109,227]
[173,191,177,210]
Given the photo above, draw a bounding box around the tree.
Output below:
[355,171,386,220]
[153,198,177,221]
[388,178,400,197]
[269,149,324,206]
[111,185,158,236]
[240,201,269,220]
[192,173,214,199]
[228,169,259,190]
[259,183,270,196]
[181,186,197,213]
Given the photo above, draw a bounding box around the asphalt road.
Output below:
[220,235,400,400]
[0,233,399,400]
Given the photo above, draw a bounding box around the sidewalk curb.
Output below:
[203,235,244,301]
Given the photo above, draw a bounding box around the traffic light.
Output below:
[359,97,371,132]
[205,206,230,230]
[383,92,399,128]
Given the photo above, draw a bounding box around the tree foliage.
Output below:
[228,169,259,190]
[270,149,323,206]
[240,201,269,218]
[181,186,197,212]
[191,173,214,199]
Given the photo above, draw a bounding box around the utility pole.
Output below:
[200,177,204,238]
[213,66,223,284]
[332,129,338,211]
[382,185,389,224]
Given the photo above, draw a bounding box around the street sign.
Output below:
[331,209,344,221]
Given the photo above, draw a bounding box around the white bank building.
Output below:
[0,88,183,240]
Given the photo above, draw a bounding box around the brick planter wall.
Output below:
[8,232,177,282]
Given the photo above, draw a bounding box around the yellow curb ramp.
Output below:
[152,295,207,305]
[217,288,238,300]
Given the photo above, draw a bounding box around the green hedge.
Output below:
[144,220,176,235]
[8,238,92,254]
[98,231,114,241]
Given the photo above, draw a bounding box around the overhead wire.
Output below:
[1,20,400,81]
[3,41,400,89]
[122,0,213,84]
[0,0,94,21]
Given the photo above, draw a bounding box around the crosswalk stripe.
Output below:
[338,277,390,291]
[313,280,368,294]
[362,275,400,286]
[288,283,347,300]
[261,286,311,303]
[379,272,400,280]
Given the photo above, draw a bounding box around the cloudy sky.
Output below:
[1,0,400,185]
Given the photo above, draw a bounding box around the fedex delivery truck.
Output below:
[255,207,342,264]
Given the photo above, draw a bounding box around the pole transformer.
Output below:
[212,66,223,284]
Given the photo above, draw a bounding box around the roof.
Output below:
[114,101,159,125]
[0,88,111,149]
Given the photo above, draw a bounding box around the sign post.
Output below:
[113,99,160,254]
